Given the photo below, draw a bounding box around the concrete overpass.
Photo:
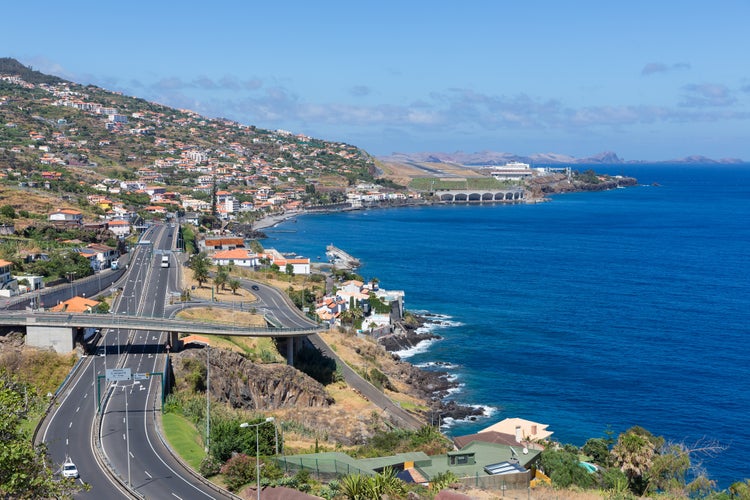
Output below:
[0,310,324,363]
[436,187,525,203]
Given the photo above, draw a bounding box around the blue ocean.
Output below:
[262,165,750,488]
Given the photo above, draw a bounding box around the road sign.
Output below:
[106,368,132,382]
[133,372,150,381]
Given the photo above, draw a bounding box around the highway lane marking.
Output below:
[69,422,72,428]
[66,438,68,445]
[171,494,183,500]
[144,470,152,479]
[130,451,134,458]
[76,406,80,413]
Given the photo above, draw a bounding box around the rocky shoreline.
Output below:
[379,313,486,425]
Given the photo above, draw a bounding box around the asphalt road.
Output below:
[39,224,235,499]
[35,221,423,498]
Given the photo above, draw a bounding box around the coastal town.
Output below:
[2,60,726,500]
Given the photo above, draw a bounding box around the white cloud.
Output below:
[680,83,736,107]
[641,62,691,76]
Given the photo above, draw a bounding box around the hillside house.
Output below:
[199,237,245,253]
[0,259,18,297]
[107,219,131,238]
[210,249,259,267]
[48,208,83,226]
[50,296,101,313]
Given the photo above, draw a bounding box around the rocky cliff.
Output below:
[173,348,333,410]
[526,172,638,198]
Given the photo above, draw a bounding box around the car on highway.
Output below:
[251,285,259,290]
[62,460,79,479]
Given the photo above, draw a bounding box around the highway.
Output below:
[99,224,233,499]
[33,221,422,498]
[39,224,236,499]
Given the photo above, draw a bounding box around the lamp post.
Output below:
[240,417,274,500]
[205,344,210,453]
[67,271,77,298]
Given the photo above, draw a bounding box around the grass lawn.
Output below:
[162,412,206,471]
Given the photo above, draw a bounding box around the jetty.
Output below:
[326,244,361,269]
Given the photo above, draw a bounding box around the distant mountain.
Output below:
[0,58,67,85]
[380,151,745,165]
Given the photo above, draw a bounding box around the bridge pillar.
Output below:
[286,337,294,366]
[26,325,76,353]
[168,331,180,352]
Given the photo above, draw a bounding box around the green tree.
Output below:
[228,278,241,295]
[728,479,750,499]
[285,262,294,278]
[189,252,211,288]
[582,437,611,466]
[0,371,85,498]
[213,265,228,292]
[539,447,594,488]
[0,204,17,219]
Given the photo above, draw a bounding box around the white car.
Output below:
[62,460,79,479]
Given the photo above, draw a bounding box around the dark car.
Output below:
[251,285,260,291]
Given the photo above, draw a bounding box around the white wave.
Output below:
[414,361,460,370]
[438,404,499,429]
[415,319,464,334]
[392,338,438,359]
[445,383,465,396]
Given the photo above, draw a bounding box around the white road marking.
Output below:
[130,452,134,458]
[145,470,152,479]
[76,406,80,413]
[123,433,126,440]
[69,422,72,428]
[171,494,183,500]
[66,438,68,445]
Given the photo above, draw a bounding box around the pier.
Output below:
[326,244,361,269]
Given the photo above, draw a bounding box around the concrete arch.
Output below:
[482,192,494,201]
[440,193,454,202]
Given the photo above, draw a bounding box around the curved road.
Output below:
[36,221,423,499]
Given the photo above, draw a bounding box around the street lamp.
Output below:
[240,417,274,500]
[67,271,77,298]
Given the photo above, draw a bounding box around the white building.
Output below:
[487,162,533,180]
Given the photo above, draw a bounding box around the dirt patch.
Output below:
[181,268,257,303]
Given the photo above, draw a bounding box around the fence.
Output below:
[275,457,372,481]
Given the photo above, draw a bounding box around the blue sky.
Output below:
[5,1,749,160]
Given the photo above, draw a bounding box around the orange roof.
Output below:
[212,249,255,259]
[50,296,100,313]
[0,259,12,267]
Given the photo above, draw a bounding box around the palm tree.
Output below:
[612,429,655,495]
[189,252,211,288]
[228,278,240,295]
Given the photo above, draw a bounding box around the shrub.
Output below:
[220,453,255,492]
[199,455,221,477]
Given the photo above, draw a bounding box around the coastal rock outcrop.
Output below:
[173,348,333,410]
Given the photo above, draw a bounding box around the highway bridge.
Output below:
[1,310,324,362]
[18,221,421,499]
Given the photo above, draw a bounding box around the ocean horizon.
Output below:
[261,164,750,488]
